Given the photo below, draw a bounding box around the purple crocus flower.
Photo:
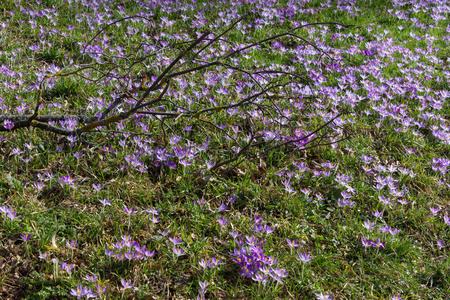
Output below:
[372,238,386,248]
[269,267,288,283]
[217,202,228,213]
[297,253,312,263]
[105,248,115,257]
[264,225,274,234]
[11,148,24,155]
[60,262,75,272]
[123,206,137,215]
[85,290,97,298]
[196,198,206,205]
[362,221,375,230]
[92,183,105,191]
[3,119,14,130]
[361,237,372,248]
[443,215,450,226]
[21,157,31,163]
[20,234,31,241]
[70,284,89,297]
[229,231,241,239]
[29,44,40,51]
[437,240,444,250]
[252,273,268,282]
[83,274,98,282]
[205,159,215,170]
[169,237,183,245]
[59,175,77,185]
[66,240,78,249]
[199,258,208,268]
[217,217,228,226]
[208,257,224,268]
[145,207,160,215]
[99,199,111,206]
[227,195,237,203]
[173,247,186,256]
[149,215,160,224]
[96,284,108,294]
[430,206,441,215]
[7,210,20,220]
[315,292,333,300]
[372,210,383,218]
[34,182,45,191]
[158,229,170,236]
[72,152,84,160]
[121,279,134,289]
[286,238,302,248]
[198,281,209,295]
[144,250,156,258]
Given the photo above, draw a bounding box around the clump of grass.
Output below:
[0,0,449,299]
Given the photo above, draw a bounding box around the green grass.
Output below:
[0,0,450,299]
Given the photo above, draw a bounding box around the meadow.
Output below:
[0,0,449,299]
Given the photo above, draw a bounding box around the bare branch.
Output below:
[0,17,353,168]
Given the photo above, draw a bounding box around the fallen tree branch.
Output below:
[0,15,353,173]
